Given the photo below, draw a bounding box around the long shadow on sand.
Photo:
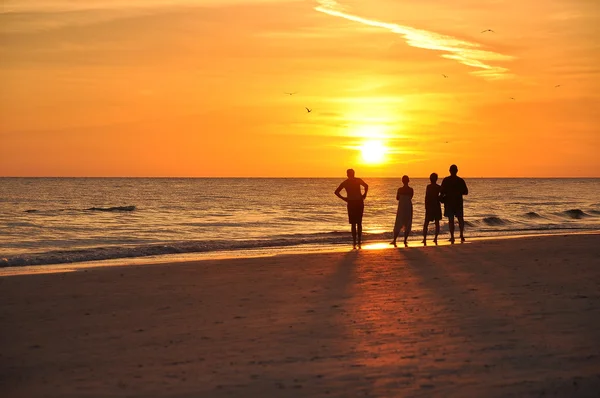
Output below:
[398,243,600,397]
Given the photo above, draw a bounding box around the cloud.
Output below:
[1,0,287,13]
[314,0,514,79]
[0,0,295,34]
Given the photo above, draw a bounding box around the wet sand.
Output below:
[1,234,600,397]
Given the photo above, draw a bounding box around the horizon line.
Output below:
[1,176,599,179]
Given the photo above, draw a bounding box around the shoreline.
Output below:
[2,230,599,277]
[2,233,599,397]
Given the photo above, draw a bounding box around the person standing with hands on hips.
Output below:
[335,169,369,249]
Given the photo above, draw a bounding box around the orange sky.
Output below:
[1,0,599,177]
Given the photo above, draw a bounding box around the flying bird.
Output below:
[509,97,516,100]
[285,92,297,95]
[555,85,561,88]
[442,74,448,78]
[305,107,312,113]
[481,29,495,33]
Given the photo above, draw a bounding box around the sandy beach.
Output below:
[1,233,600,397]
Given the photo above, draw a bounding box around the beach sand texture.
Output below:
[1,234,600,397]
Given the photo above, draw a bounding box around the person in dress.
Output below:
[422,172,442,245]
[390,175,413,247]
[334,169,369,249]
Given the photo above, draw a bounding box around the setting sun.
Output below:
[1,1,600,396]
[360,141,387,164]
[0,0,598,179]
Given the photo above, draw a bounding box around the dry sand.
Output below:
[1,234,600,397]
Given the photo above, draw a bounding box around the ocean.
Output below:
[1,178,599,267]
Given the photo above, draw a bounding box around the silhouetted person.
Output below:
[391,175,413,247]
[440,164,468,243]
[422,173,442,245]
[335,169,368,249]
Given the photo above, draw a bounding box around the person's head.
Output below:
[346,169,355,178]
[402,175,410,185]
[429,172,438,183]
[449,164,458,176]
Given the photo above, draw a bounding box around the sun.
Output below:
[360,140,387,164]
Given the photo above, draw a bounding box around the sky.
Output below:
[1,0,599,177]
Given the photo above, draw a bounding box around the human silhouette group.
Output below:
[335,165,468,249]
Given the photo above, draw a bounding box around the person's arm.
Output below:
[462,179,469,196]
[439,181,446,202]
[396,188,401,201]
[334,182,347,202]
[361,179,369,199]
[409,187,414,199]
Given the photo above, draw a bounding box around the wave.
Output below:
[5,221,39,227]
[482,216,508,226]
[25,206,136,214]
[509,201,570,206]
[589,210,600,216]
[474,226,593,233]
[86,206,136,212]
[2,224,598,267]
[562,209,589,219]
[524,212,542,219]
[0,232,390,267]
[465,216,511,227]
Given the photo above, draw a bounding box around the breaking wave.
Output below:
[25,206,136,214]
[0,231,385,267]
[525,212,542,218]
[563,209,589,219]
[482,216,508,226]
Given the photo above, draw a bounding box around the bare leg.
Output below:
[458,216,465,242]
[422,220,429,243]
[404,225,410,246]
[391,227,399,246]
[434,220,440,243]
[448,216,455,243]
[351,224,357,249]
[357,222,362,249]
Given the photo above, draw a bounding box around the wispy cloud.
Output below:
[315,0,514,79]
[1,0,286,13]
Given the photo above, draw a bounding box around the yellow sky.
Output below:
[1,0,599,177]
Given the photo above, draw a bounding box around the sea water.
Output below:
[1,178,599,266]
